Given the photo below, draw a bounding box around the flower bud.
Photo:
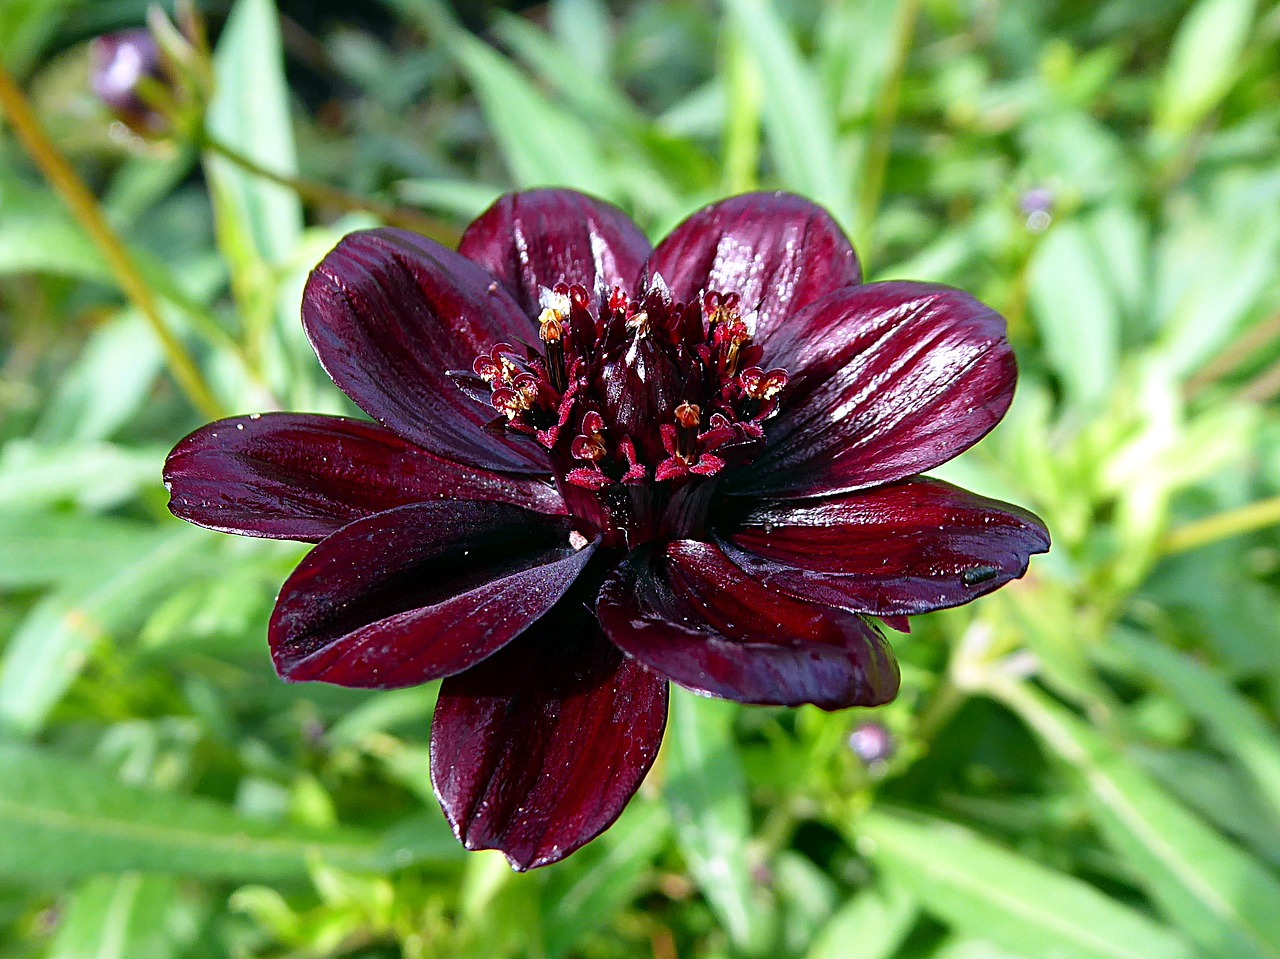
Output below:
[1019,186,1055,233]
[90,29,168,137]
[848,721,895,766]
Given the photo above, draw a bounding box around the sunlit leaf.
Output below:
[858,807,1195,959]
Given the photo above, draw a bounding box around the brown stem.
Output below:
[202,135,460,244]
[0,61,224,419]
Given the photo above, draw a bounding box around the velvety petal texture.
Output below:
[164,413,564,542]
[718,478,1050,615]
[431,601,668,870]
[269,502,591,687]
[732,282,1017,499]
[459,189,652,316]
[164,187,1049,871]
[642,192,861,346]
[302,228,545,473]
[598,541,899,710]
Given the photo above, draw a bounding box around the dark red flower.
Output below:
[164,190,1049,869]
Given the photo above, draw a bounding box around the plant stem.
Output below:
[916,675,966,742]
[856,0,922,250]
[0,62,224,420]
[1161,495,1280,555]
[201,135,460,244]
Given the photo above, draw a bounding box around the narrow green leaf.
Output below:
[1028,221,1122,406]
[1154,0,1256,136]
[544,799,671,959]
[394,179,505,221]
[857,807,1194,959]
[1113,633,1280,819]
[0,742,380,880]
[994,679,1280,959]
[0,512,169,591]
[723,0,852,226]
[451,30,614,197]
[36,312,165,443]
[206,0,303,266]
[0,442,164,512]
[806,878,917,959]
[1136,748,1280,869]
[0,173,108,280]
[665,689,773,953]
[0,526,211,736]
[48,874,192,959]
[0,0,79,77]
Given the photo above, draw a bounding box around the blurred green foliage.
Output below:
[3,0,1280,956]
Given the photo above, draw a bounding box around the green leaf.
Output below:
[0,0,79,77]
[664,690,773,954]
[394,179,505,221]
[1153,199,1280,375]
[1027,221,1122,406]
[0,443,164,512]
[0,742,382,880]
[0,526,212,736]
[543,799,671,959]
[1136,748,1280,869]
[0,173,108,280]
[1154,0,1256,136]
[994,680,1280,959]
[451,29,614,197]
[36,312,165,443]
[48,874,196,959]
[806,878,917,959]
[856,807,1195,959]
[1112,633,1280,819]
[0,512,171,591]
[205,0,303,266]
[723,0,852,227]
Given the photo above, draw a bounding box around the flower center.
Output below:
[459,278,789,547]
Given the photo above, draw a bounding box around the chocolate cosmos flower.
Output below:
[164,190,1049,869]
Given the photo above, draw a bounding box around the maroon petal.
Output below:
[459,189,652,317]
[597,541,899,710]
[430,602,667,870]
[164,412,565,543]
[269,501,592,687]
[717,478,1050,616]
[641,192,861,346]
[732,282,1017,499]
[302,228,546,473]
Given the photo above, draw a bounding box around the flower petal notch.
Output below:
[431,601,668,870]
[459,188,653,317]
[718,478,1051,616]
[269,502,592,688]
[598,541,900,710]
[164,413,564,543]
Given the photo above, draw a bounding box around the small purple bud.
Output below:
[90,29,166,135]
[848,721,895,766]
[1019,187,1054,233]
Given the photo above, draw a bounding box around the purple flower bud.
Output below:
[90,29,167,135]
[1019,187,1054,233]
[848,721,895,765]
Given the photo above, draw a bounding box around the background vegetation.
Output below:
[3,0,1280,956]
